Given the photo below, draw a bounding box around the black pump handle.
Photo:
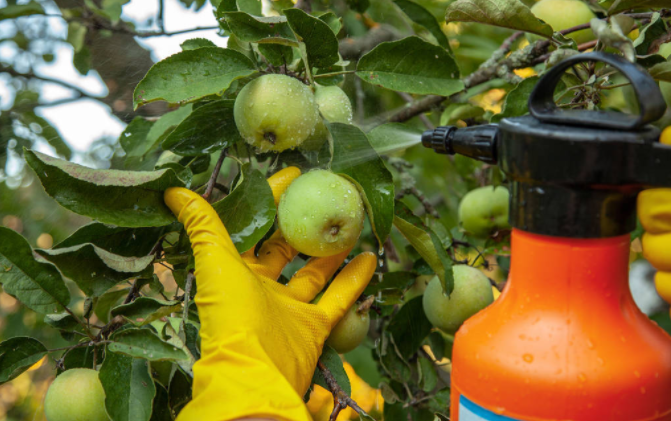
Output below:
[528,52,667,130]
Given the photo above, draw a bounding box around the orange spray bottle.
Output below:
[422,52,671,420]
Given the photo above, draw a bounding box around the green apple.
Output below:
[326,304,370,353]
[422,266,494,334]
[234,74,319,152]
[44,368,110,421]
[403,274,433,302]
[531,0,596,45]
[458,186,510,238]
[301,85,354,151]
[278,170,365,257]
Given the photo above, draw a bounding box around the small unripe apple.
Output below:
[326,304,370,353]
[234,74,319,152]
[301,85,353,151]
[422,266,494,334]
[278,170,365,257]
[458,186,510,238]
[44,368,110,421]
[530,0,596,45]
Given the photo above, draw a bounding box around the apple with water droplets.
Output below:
[44,368,110,421]
[422,265,494,334]
[278,170,365,257]
[458,186,510,238]
[234,74,320,152]
[301,84,353,151]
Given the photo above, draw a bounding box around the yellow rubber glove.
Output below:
[638,126,671,313]
[164,167,377,421]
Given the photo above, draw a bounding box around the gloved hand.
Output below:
[638,126,671,311]
[164,167,377,421]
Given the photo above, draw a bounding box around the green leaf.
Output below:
[18,111,71,159]
[162,100,240,155]
[67,21,87,52]
[608,0,670,14]
[216,0,262,17]
[133,47,257,109]
[418,354,437,392]
[394,201,453,295]
[25,149,187,227]
[0,227,70,314]
[220,12,298,46]
[61,345,98,371]
[346,0,369,13]
[491,76,539,123]
[45,313,80,331]
[392,0,451,51]
[55,222,177,257]
[386,297,432,358]
[119,117,159,170]
[356,36,464,96]
[150,383,172,421]
[168,368,192,415]
[161,323,197,377]
[95,288,130,324]
[258,44,294,66]
[112,297,182,326]
[0,337,47,384]
[364,271,416,295]
[0,2,44,20]
[328,123,394,247]
[312,345,351,395]
[36,244,153,297]
[212,167,276,253]
[317,12,342,36]
[650,59,671,82]
[100,351,156,421]
[109,328,189,361]
[633,13,666,56]
[101,0,131,24]
[427,331,446,360]
[73,46,91,75]
[284,9,340,68]
[446,0,553,38]
[181,38,217,50]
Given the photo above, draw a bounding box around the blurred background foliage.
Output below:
[1,0,670,419]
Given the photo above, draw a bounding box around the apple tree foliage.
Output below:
[2,0,671,420]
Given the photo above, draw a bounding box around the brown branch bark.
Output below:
[202,150,227,201]
[317,361,368,421]
[339,25,401,61]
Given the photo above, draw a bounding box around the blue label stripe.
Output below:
[459,395,522,421]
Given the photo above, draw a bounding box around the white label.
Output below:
[459,396,522,421]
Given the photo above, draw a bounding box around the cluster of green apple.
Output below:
[234,74,353,153]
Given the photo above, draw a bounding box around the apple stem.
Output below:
[330,226,340,236]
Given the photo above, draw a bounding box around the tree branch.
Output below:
[317,361,369,421]
[0,64,101,100]
[339,25,401,60]
[202,150,227,201]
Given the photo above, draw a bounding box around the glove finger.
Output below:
[642,232,671,271]
[248,230,299,281]
[316,252,377,328]
[284,249,351,302]
[655,271,671,304]
[267,166,301,206]
[164,188,247,298]
[637,189,671,234]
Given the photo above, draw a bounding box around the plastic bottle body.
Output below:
[451,229,671,421]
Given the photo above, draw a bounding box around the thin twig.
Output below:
[1,64,101,100]
[158,0,165,32]
[181,271,194,330]
[317,361,369,421]
[202,150,227,201]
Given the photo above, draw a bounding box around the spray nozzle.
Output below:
[422,125,498,164]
